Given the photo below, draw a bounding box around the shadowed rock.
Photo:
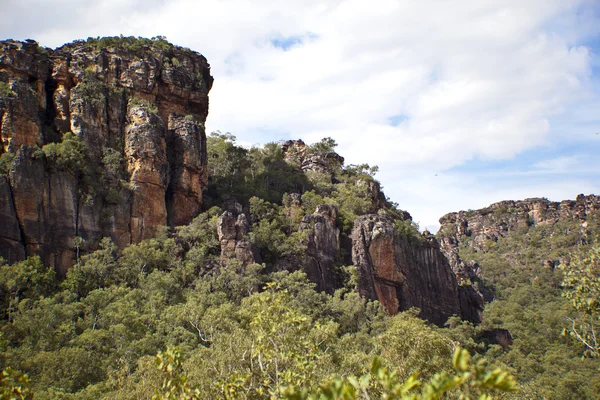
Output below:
[299,204,340,293]
[351,214,467,326]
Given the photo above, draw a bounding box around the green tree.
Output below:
[281,348,517,400]
[0,256,56,321]
[0,152,15,176]
[207,131,249,179]
[153,348,200,400]
[64,238,119,298]
[561,244,600,358]
[0,367,33,400]
[41,132,88,172]
[307,137,337,155]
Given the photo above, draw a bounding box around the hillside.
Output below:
[437,197,600,398]
[0,37,598,399]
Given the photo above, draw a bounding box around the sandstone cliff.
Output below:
[0,37,212,274]
[298,204,340,293]
[351,214,475,326]
[0,38,482,326]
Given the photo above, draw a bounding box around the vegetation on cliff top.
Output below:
[67,35,195,55]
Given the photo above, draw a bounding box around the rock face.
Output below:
[272,202,341,294]
[457,284,484,324]
[281,139,344,174]
[216,201,259,266]
[478,329,513,350]
[352,214,467,326]
[439,234,486,315]
[0,38,212,274]
[299,204,340,293]
[439,195,600,253]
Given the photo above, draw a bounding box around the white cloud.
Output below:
[532,155,583,172]
[1,0,599,228]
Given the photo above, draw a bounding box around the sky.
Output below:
[2,0,600,231]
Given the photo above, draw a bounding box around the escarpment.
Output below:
[439,195,600,252]
[438,195,600,269]
[0,38,212,274]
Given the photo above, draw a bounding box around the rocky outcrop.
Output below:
[299,204,340,293]
[352,214,472,326]
[272,202,341,293]
[281,139,344,174]
[458,284,484,324]
[216,201,259,266]
[439,195,600,253]
[0,38,212,274]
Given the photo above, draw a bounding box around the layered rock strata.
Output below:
[437,195,600,311]
[0,38,212,274]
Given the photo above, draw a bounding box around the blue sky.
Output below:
[2,0,599,231]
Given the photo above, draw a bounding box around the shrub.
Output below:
[0,81,15,98]
[0,152,15,175]
[42,132,87,172]
[129,96,159,116]
[75,70,108,107]
[84,35,190,54]
[306,137,337,155]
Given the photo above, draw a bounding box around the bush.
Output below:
[306,137,337,155]
[84,35,187,54]
[0,81,15,98]
[75,69,108,107]
[42,132,87,173]
[129,96,159,116]
[0,152,15,175]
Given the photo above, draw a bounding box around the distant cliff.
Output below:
[437,195,600,303]
[438,195,600,252]
[0,37,212,274]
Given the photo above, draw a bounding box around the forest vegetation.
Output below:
[0,133,598,399]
